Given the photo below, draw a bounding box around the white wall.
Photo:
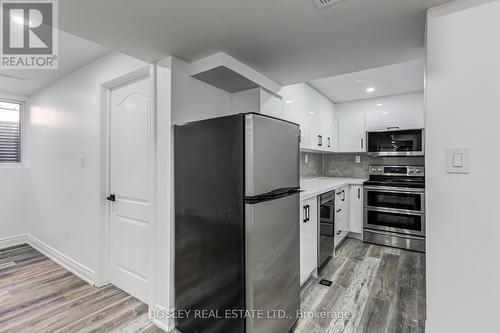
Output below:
[0,92,29,243]
[171,57,232,124]
[0,167,29,239]
[26,52,148,274]
[336,91,424,131]
[426,1,500,332]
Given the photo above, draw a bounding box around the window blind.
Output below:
[0,101,21,163]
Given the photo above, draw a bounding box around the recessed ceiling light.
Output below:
[285,100,294,104]
[376,103,383,107]
[382,112,388,115]
[366,87,375,93]
[309,111,315,114]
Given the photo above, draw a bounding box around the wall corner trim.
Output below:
[27,235,96,286]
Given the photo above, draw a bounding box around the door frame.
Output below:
[96,65,157,307]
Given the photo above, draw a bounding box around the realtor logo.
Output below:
[0,0,58,69]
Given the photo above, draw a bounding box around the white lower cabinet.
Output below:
[349,185,363,234]
[299,197,318,286]
[334,186,350,248]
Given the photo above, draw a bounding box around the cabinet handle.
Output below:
[387,126,400,130]
[336,209,342,213]
[361,138,364,149]
[336,230,342,236]
[318,135,322,147]
[306,205,310,221]
[358,188,360,199]
[303,206,308,223]
[342,190,345,201]
[328,137,331,148]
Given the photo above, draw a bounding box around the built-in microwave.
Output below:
[366,129,424,156]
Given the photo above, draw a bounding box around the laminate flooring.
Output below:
[292,238,426,333]
[0,244,163,333]
[1,239,425,333]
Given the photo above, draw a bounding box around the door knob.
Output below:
[106,194,116,202]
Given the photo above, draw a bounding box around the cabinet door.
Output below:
[338,111,366,152]
[280,84,312,149]
[306,86,325,151]
[299,198,317,285]
[349,185,363,234]
[320,97,337,152]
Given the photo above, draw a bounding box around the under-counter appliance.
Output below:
[174,113,300,333]
[318,191,335,268]
[363,166,426,252]
[367,129,424,156]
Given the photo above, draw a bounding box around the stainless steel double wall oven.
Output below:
[363,166,426,252]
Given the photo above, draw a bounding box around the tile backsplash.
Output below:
[300,152,323,178]
[300,152,425,179]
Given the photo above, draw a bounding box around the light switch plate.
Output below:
[447,147,469,174]
[355,155,361,163]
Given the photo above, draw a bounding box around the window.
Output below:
[0,100,22,163]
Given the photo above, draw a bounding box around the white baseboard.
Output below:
[149,304,176,332]
[0,234,29,249]
[347,232,363,241]
[27,235,96,286]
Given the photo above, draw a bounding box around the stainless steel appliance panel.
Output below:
[364,186,425,214]
[245,113,300,197]
[318,192,335,269]
[367,129,424,156]
[174,115,246,333]
[364,208,425,237]
[245,193,300,333]
[364,229,425,252]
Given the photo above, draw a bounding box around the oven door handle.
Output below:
[365,229,425,240]
[363,186,425,193]
[364,206,426,216]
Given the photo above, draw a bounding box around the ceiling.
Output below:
[58,0,450,85]
[309,59,424,103]
[0,31,110,96]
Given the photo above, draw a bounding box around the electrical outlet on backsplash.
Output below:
[300,152,324,178]
[300,152,425,179]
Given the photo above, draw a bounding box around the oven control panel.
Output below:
[369,165,425,176]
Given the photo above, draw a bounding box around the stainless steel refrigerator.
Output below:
[175,113,300,333]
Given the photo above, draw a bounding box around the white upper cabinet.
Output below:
[260,88,283,119]
[279,83,337,152]
[364,92,424,131]
[336,92,424,152]
[337,107,366,152]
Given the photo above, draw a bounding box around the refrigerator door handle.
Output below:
[303,206,308,223]
[245,187,300,204]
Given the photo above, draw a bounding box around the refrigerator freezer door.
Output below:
[245,114,300,197]
[245,193,300,333]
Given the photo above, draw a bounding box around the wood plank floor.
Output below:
[0,244,164,333]
[293,238,426,333]
[1,240,425,333]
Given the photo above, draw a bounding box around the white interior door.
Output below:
[109,75,152,303]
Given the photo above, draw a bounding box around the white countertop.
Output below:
[300,177,367,201]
